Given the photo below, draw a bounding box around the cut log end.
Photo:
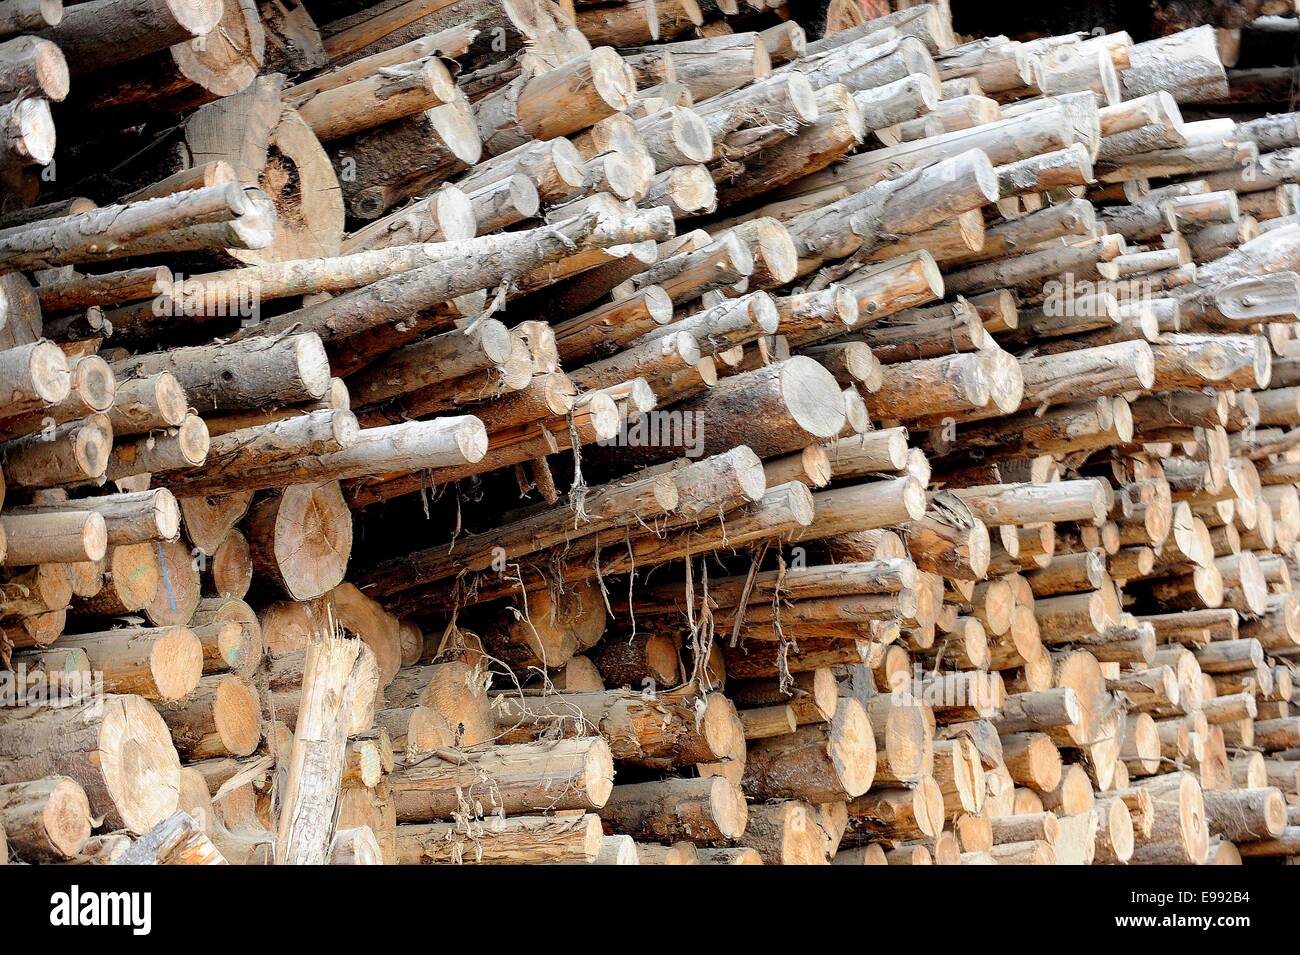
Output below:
[101,695,183,835]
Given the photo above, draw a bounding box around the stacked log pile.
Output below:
[0,0,1297,866]
[1202,9,1300,108]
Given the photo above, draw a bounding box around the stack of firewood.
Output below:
[0,0,1297,866]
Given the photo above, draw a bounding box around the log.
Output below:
[390,737,613,820]
[742,698,875,802]
[4,489,180,546]
[742,800,827,865]
[0,511,106,566]
[2,413,114,490]
[0,0,61,36]
[116,810,226,865]
[244,482,352,601]
[598,356,844,467]
[357,462,684,598]
[1201,787,1287,842]
[235,208,674,345]
[0,695,179,834]
[0,184,273,270]
[36,0,219,76]
[475,49,634,157]
[111,333,331,414]
[0,340,69,420]
[190,596,263,677]
[600,775,746,842]
[158,418,488,497]
[297,56,458,141]
[1121,26,1230,103]
[0,353,115,440]
[0,562,70,621]
[478,578,605,672]
[397,813,603,865]
[159,673,262,760]
[105,373,188,437]
[60,625,202,702]
[331,98,481,219]
[0,776,91,863]
[951,481,1109,528]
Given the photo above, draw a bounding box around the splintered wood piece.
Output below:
[275,635,365,865]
